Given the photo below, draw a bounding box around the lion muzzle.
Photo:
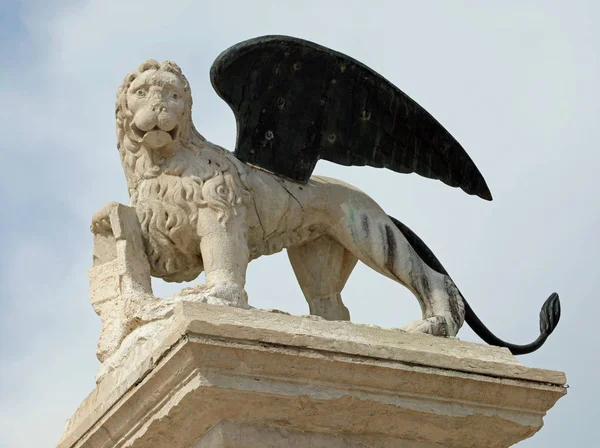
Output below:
[131,107,180,149]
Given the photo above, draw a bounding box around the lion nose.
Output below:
[158,112,177,132]
[134,109,159,132]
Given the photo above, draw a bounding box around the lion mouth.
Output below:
[131,123,179,142]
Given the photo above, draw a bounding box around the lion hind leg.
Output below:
[331,209,464,337]
[287,236,357,321]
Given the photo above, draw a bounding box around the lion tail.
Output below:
[387,215,561,355]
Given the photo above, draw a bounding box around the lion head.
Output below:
[115,59,207,196]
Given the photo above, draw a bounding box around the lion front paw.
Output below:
[176,282,250,309]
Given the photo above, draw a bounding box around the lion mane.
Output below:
[115,59,244,282]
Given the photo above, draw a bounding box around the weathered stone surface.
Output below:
[59,302,566,448]
[89,202,183,363]
[192,421,437,447]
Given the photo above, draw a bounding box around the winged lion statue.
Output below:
[91,35,560,363]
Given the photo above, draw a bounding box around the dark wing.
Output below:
[210,35,492,200]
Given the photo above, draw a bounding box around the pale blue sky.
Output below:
[1,0,598,446]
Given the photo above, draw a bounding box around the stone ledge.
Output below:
[59,302,566,448]
[192,421,437,448]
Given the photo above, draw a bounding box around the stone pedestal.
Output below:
[59,302,566,448]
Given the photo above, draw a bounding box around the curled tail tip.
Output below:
[540,292,561,336]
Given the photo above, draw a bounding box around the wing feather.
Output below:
[211,35,492,200]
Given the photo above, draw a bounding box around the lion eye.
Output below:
[171,93,178,100]
[136,89,146,97]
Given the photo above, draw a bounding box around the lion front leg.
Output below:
[177,206,250,309]
[198,225,250,308]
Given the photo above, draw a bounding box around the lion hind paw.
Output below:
[402,316,456,337]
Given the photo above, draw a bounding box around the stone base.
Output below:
[59,302,566,448]
[193,421,428,447]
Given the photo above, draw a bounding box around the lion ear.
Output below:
[162,60,183,75]
[139,59,161,72]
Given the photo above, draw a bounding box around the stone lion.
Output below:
[92,58,558,356]
[101,58,463,338]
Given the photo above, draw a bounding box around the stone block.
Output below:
[58,302,566,448]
